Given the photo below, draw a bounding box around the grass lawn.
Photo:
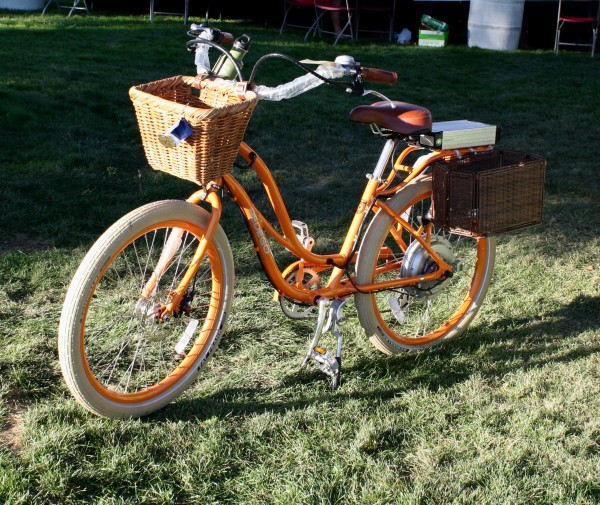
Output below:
[1,10,599,504]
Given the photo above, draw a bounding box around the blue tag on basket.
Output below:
[159,118,193,148]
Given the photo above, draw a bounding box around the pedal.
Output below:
[309,346,339,377]
[292,220,315,252]
[302,298,345,389]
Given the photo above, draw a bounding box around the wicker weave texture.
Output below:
[432,150,546,236]
[130,76,258,185]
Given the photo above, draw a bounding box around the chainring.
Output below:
[279,268,321,319]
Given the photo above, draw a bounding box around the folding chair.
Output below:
[356,0,396,42]
[42,0,89,17]
[305,0,355,46]
[280,0,316,35]
[554,0,600,57]
[150,0,190,24]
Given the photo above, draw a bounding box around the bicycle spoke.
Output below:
[80,221,223,396]
[59,200,233,417]
[369,192,483,342]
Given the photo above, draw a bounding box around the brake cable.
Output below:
[247,52,360,93]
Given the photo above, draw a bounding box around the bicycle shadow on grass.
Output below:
[152,293,600,423]
[349,292,599,384]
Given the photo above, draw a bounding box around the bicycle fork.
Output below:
[302,298,346,389]
[139,188,222,321]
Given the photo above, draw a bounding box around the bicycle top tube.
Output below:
[210,138,475,305]
[182,28,499,305]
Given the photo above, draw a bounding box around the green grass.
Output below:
[1,10,599,504]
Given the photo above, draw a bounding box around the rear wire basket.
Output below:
[129,75,258,186]
[432,150,546,236]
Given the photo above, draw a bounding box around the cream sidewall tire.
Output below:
[58,200,234,418]
[354,176,496,355]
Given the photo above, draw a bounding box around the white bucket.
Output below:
[468,0,525,51]
[0,0,45,10]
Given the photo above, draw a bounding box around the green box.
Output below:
[421,14,448,32]
[418,29,449,47]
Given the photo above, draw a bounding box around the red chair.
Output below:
[356,0,396,42]
[280,0,316,34]
[305,0,356,46]
[554,0,600,57]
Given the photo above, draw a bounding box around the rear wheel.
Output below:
[59,200,234,418]
[354,176,495,354]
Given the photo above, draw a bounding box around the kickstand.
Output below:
[301,298,345,389]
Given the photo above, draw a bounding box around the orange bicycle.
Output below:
[58,26,544,418]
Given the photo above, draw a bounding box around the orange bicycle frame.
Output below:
[218,140,492,305]
[155,138,495,316]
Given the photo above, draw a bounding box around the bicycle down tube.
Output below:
[152,140,489,314]
[151,139,490,315]
[218,142,457,302]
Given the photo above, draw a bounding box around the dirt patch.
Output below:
[0,235,50,255]
[0,402,26,454]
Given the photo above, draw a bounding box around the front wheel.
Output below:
[59,200,234,418]
[354,176,496,354]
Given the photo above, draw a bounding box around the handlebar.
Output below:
[219,32,234,45]
[188,23,233,45]
[360,67,398,86]
[186,27,398,102]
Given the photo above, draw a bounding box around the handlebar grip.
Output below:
[360,67,398,85]
[219,32,234,45]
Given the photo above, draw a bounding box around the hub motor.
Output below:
[399,236,460,298]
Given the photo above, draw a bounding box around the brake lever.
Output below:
[345,78,364,96]
[362,89,396,107]
[345,80,395,108]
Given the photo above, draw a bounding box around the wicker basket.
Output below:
[129,76,258,185]
[432,150,546,236]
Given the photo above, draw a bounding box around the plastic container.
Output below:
[468,0,525,51]
[421,14,448,32]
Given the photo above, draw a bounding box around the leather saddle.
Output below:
[349,101,432,135]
